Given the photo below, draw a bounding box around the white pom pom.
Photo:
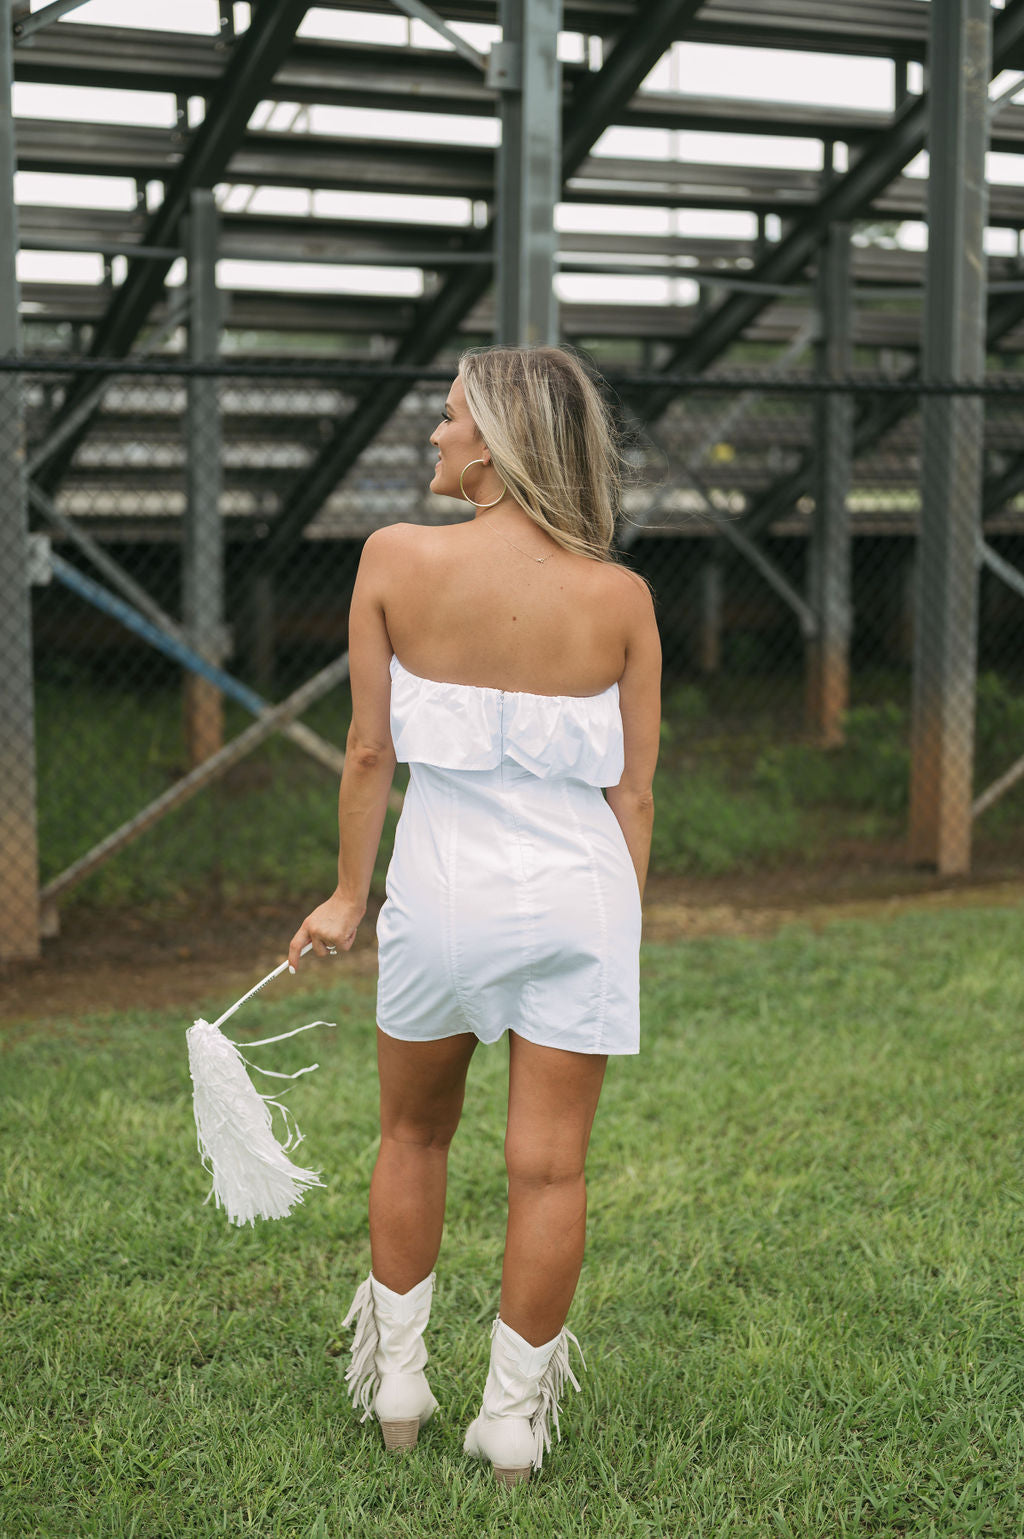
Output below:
[187,1017,330,1226]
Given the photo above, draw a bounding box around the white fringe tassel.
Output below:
[187,1015,333,1227]
[340,1274,380,1422]
[530,1327,584,1471]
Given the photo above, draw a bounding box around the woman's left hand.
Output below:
[288,889,366,970]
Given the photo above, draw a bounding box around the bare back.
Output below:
[348,517,662,802]
[382,520,632,696]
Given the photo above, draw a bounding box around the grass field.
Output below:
[2,907,1023,1538]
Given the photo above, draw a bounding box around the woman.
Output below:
[288,344,661,1484]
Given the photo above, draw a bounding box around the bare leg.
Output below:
[500,1031,607,1347]
[370,1028,478,1293]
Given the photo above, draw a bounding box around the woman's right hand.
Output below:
[287,888,366,971]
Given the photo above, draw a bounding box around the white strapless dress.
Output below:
[375,653,642,1055]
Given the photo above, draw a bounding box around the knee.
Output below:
[381,1116,458,1154]
[504,1135,585,1190]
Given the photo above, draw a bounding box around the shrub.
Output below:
[651,766,804,875]
[975,672,1024,782]
[753,704,909,815]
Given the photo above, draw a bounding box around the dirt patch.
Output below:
[2,861,1023,1026]
[640,871,1024,941]
[0,898,380,1027]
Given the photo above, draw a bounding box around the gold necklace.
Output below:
[485,520,556,565]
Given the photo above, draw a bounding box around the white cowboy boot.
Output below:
[463,1316,584,1484]
[341,1271,439,1451]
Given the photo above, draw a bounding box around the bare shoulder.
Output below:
[361,521,420,559]
[360,522,443,585]
[599,562,659,678]
[598,559,656,616]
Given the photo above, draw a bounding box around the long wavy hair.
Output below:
[458,345,624,563]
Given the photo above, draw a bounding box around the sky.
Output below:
[11,0,1024,311]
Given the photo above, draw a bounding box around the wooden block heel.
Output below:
[380,1417,420,1451]
[493,1465,531,1486]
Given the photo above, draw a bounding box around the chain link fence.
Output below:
[3,357,1024,960]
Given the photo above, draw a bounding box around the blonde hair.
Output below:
[458,344,623,563]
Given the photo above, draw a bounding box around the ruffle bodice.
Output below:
[388,653,624,788]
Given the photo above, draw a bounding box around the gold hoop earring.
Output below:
[459,457,507,508]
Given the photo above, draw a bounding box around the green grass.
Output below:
[3,907,1024,1536]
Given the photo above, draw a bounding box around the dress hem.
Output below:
[375,1017,639,1056]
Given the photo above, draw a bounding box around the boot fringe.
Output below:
[530,1326,585,1471]
[341,1273,379,1423]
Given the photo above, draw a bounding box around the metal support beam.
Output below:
[244,571,277,695]
[258,0,696,569]
[988,69,1024,121]
[389,0,487,71]
[561,0,703,175]
[0,0,40,961]
[639,0,1024,414]
[980,537,1024,604]
[10,0,88,41]
[973,743,1024,819]
[694,556,722,675]
[640,441,819,637]
[32,0,309,494]
[909,0,991,874]
[982,445,1024,518]
[494,0,562,345]
[806,218,853,746]
[701,501,817,638]
[184,189,225,766]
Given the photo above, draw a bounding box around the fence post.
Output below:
[695,555,723,675]
[244,569,276,696]
[0,0,41,962]
[807,214,853,747]
[495,0,562,344]
[183,188,225,766]
[909,0,990,872]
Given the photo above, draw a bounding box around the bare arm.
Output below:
[605,573,661,901]
[288,527,400,968]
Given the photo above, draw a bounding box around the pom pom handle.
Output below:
[212,942,312,1029]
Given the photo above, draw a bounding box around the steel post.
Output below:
[909,0,991,873]
[0,0,41,960]
[695,556,722,675]
[183,189,225,765]
[495,0,561,344]
[911,0,991,874]
[807,217,853,746]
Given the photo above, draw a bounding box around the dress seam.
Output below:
[500,693,540,1031]
[506,774,539,1035]
[559,778,610,1052]
[444,770,476,1032]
